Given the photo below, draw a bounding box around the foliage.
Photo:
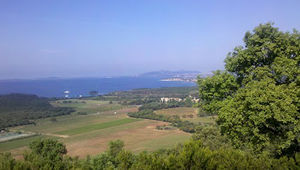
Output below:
[128,101,198,133]
[108,139,125,158]
[2,139,300,169]
[107,86,198,99]
[23,138,68,169]
[0,94,75,129]
[218,78,300,156]
[0,153,16,170]
[192,125,231,150]
[128,109,197,133]
[198,70,239,114]
[225,23,300,85]
[197,23,300,156]
[139,100,194,111]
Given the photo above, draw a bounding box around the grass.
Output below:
[17,113,122,133]
[0,135,44,152]
[51,99,123,114]
[64,119,191,158]
[4,100,191,158]
[57,118,141,135]
[131,133,190,153]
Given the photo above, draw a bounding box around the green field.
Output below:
[131,134,190,152]
[1,99,191,158]
[52,99,123,114]
[57,118,140,135]
[0,135,43,152]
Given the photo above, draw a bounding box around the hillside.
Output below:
[139,70,201,78]
[0,94,75,129]
[106,86,198,99]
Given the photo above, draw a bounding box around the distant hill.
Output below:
[0,94,75,129]
[139,70,201,78]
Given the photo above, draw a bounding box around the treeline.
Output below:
[93,87,198,104]
[128,109,196,133]
[91,86,199,107]
[139,100,194,110]
[107,86,198,99]
[120,97,194,106]
[1,138,299,170]
[0,94,75,129]
[128,101,197,133]
[119,97,159,105]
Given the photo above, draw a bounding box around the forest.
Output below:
[0,94,75,129]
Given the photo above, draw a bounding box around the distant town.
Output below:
[153,71,212,82]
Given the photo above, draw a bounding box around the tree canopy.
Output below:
[198,70,239,114]
[1,138,300,169]
[0,94,75,129]
[198,23,300,156]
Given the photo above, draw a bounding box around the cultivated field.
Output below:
[155,107,217,124]
[0,100,191,158]
[51,99,123,114]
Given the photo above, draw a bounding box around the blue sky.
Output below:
[1,0,300,79]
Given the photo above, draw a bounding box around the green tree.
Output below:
[0,153,15,170]
[198,23,300,156]
[225,23,300,85]
[198,70,239,114]
[28,138,67,160]
[218,78,299,156]
[108,139,124,158]
[116,150,135,170]
[92,153,115,170]
[23,138,67,169]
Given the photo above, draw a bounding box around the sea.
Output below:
[0,77,195,98]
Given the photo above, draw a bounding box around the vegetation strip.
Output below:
[57,118,140,135]
[0,135,42,151]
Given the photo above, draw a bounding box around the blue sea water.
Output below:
[0,77,195,98]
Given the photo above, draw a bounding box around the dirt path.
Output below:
[42,133,69,138]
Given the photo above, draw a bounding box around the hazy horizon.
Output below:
[1,0,300,79]
[0,69,204,81]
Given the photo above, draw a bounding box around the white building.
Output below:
[160,97,182,103]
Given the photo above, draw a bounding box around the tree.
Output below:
[198,70,239,114]
[23,138,67,169]
[116,150,135,170]
[0,153,16,170]
[28,138,67,160]
[224,23,300,85]
[108,139,125,157]
[198,23,300,156]
[218,78,299,155]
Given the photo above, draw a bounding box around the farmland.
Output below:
[1,99,191,158]
[155,107,217,124]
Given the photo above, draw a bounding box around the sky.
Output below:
[0,0,300,79]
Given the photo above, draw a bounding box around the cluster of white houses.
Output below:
[160,96,199,103]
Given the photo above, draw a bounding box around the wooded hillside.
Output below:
[0,94,75,129]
